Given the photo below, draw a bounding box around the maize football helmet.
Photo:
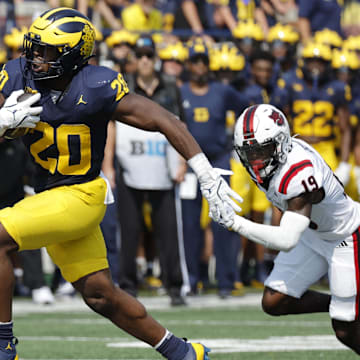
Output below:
[158,42,188,63]
[267,23,299,44]
[232,21,264,42]
[209,42,245,72]
[313,28,343,49]
[234,104,292,184]
[300,42,332,84]
[332,48,360,71]
[23,7,95,80]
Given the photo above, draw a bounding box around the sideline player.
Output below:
[0,8,242,360]
[220,104,360,354]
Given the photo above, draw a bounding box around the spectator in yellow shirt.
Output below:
[122,0,163,31]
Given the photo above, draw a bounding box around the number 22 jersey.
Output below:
[258,138,360,241]
[0,57,129,192]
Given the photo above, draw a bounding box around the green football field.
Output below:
[13,291,358,360]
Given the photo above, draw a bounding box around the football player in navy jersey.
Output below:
[272,42,352,187]
[180,39,248,298]
[0,8,243,360]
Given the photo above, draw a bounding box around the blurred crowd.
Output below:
[1,0,360,306]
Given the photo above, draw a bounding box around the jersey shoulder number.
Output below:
[278,159,315,197]
[0,65,9,91]
[84,65,129,100]
[111,73,129,102]
[82,65,130,113]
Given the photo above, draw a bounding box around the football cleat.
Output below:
[0,338,18,360]
[185,342,211,360]
[143,276,163,290]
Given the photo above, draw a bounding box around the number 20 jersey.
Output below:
[0,57,129,192]
[259,138,360,241]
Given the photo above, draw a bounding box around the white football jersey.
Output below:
[259,138,360,241]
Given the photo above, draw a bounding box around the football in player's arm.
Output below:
[0,7,243,360]
[220,104,360,355]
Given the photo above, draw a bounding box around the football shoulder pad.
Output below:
[275,146,323,200]
[0,58,24,97]
[82,64,127,90]
[79,64,129,112]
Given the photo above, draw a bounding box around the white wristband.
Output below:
[187,153,212,180]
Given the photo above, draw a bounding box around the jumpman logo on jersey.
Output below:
[5,342,12,350]
[77,95,87,105]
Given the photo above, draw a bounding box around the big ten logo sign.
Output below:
[130,139,167,156]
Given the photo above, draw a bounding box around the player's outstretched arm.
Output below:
[231,210,310,252]
[223,193,313,252]
[113,93,243,219]
[114,93,202,159]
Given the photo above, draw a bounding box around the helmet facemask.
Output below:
[23,33,92,80]
[236,137,284,184]
[23,34,64,80]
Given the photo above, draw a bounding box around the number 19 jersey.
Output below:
[260,138,360,241]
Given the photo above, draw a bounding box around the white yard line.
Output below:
[107,336,349,353]
[17,335,349,353]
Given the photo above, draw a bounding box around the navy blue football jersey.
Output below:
[243,82,272,106]
[0,58,129,192]
[180,81,248,158]
[272,68,350,139]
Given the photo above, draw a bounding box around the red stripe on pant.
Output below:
[352,227,360,320]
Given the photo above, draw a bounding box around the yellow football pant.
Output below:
[0,177,109,282]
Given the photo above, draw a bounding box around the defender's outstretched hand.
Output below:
[0,90,42,136]
[208,197,237,228]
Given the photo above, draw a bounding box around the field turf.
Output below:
[13,291,358,360]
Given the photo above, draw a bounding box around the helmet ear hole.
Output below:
[59,43,82,73]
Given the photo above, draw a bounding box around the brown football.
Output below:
[3,92,35,139]
[3,127,29,139]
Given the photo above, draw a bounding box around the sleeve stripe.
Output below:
[278,160,313,194]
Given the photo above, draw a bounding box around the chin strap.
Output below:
[252,164,263,184]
